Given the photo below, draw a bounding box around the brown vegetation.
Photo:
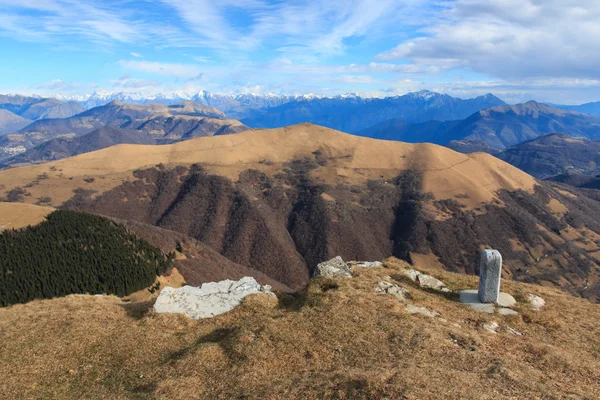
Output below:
[0,258,598,399]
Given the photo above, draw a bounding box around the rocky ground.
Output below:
[1,257,598,399]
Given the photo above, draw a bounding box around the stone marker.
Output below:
[478,249,502,303]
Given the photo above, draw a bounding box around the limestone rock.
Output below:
[527,294,546,311]
[154,277,276,320]
[498,307,519,316]
[403,269,448,291]
[497,292,517,308]
[352,261,384,269]
[376,281,409,301]
[405,304,439,318]
[312,256,352,279]
[478,249,502,303]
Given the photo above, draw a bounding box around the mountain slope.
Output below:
[0,127,157,168]
[0,94,84,120]
[1,259,598,399]
[358,101,600,149]
[495,133,600,179]
[1,124,600,301]
[556,101,600,116]
[241,91,505,132]
[0,101,248,159]
[0,109,32,136]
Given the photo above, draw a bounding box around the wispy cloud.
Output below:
[119,60,202,78]
[130,52,142,58]
[376,0,600,81]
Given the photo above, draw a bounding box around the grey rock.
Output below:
[527,294,546,311]
[498,307,519,316]
[403,269,448,291]
[405,304,440,318]
[312,256,352,279]
[376,281,410,301]
[478,249,502,303]
[154,277,276,320]
[352,261,384,268]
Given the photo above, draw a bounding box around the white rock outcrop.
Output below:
[154,277,276,320]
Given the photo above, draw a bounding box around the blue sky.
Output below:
[0,0,599,104]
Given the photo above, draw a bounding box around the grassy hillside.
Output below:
[0,258,598,399]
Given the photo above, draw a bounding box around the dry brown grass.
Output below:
[1,257,598,399]
[0,202,54,231]
[0,124,536,210]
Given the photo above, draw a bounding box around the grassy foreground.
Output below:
[0,258,599,399]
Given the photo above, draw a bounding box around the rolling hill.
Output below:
[0,101,249,160]
[0,124,599,302]
[358,101,600,149]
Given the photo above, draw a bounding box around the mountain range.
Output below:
[1,124,599,302]
[0,100,248,161]
[358,101,600,149]
[0,94,84,121]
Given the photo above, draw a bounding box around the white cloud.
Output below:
[130,52,142,58]
[119,60,202,78]
[376,0,600,81]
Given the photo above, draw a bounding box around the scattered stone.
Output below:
[498,307,519,316]
[483,321,500,334]
[507,327,524,336]
[352,261,384,268]
[403,269,420,281]
[405,304,440,318]
[312,256,352,279]
[376,281,409,301]
[403,269,449,291]
[527,294,546,311]
[478,249,502,303]
[154,277,276,319]
[497,292,517,308]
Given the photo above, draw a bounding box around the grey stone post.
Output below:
[478,249,502,303]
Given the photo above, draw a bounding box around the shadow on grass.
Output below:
[163,327,245,364]
[389,273,461,302]
[120,300,155,320]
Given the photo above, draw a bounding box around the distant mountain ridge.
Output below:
[358,101,600,149]
[0,100,248,161]
[0,94,85,121]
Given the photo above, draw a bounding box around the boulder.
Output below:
[403,269,448,291]
[527,294,546,311]
[154,277,276,319]
[312,256,352,279]
[376,281,409,301]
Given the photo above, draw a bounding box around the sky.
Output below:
[0,0,599,104]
